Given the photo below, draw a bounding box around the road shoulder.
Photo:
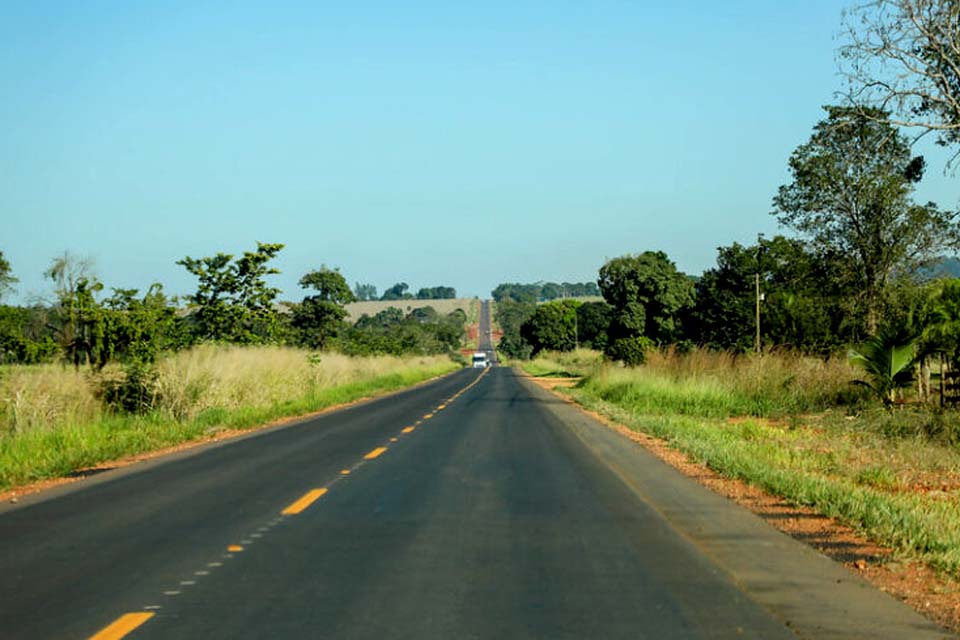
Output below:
[515,369,956,640]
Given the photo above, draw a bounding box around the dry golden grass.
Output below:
[0,345,457,434]
[153,345,451,420]
[0,365,102,433]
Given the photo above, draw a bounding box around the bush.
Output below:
[605,336,653,366]
[97,362,160,414]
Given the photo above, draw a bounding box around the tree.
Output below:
[381,282,412,301]
[520,300,581,355]
[598,252,695,363]
[494,299,536,359]
[849,323,918,405]
[772,106,958,333]
[0,251,17,301]
[177,242,285,343]
[102,284,185,363]
[44,253,108,368]
[292,266,354,349]
[416,286,457,300]
[354,282,377,301]
[840,0,960,149]
[692,236,850,352]
[491,283,541,304]
[576,301,614,350]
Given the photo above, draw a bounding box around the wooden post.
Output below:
[941,353,946,408]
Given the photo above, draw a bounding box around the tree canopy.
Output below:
[0,251,17,302]
[177,242,285,343]
[772,105,958,332]
[292,267,354,349]
[598,252,695,362]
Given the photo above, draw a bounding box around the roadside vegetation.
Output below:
[521,348,960,577]
[0,246,470,490]
[0,345,458,490]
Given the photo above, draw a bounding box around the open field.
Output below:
[518,349,960,579]
[344,298,479,323]
[0,345,460,490]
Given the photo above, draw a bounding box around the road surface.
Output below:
[0,307,952,639]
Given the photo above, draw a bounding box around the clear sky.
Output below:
[1,1,956,303]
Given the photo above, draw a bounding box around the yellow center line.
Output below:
[437,404,446,410]
[401,426,415,433]
[364,447,388,460]
[227,544,243,552]
[423,413,434,420]
[88,612,154,640]
[340,469,351,475]
[281,488,328,515]
[390,437,398,442]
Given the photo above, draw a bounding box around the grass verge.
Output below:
[0,346,460,491]
[519,349,960,578]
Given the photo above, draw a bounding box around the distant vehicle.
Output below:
[472,352,489,368]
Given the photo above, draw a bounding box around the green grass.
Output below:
[0,347,459,490]
[520,348,960,577]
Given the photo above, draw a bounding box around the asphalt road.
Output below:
[0,311,952,638]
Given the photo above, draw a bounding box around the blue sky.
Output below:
[1,1,956,303]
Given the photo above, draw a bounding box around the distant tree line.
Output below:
[352,282,458,302]
[0,244,468,369]
[491,281,599,304]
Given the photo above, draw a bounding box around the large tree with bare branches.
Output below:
[840,0,960,149]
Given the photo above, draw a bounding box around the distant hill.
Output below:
[919,256,960,279]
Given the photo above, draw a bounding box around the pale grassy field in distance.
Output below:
[345,298,479,323]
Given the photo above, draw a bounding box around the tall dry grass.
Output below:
[524,347,864,418]
[152,345,452,421]
[0,345,460,488]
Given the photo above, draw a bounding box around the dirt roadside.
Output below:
[527,374,960,634]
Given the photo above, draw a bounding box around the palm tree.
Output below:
[848,323,918,406]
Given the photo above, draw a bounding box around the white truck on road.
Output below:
[472,352,489,368]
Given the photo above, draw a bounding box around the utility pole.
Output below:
[755,272,761,354]
[755,233,764,355]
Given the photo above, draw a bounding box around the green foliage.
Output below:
[576,301,614,351]
[917,279,960,365]
[353,282,378,301]
[598,251,694,363]
[494,299,536,359]
[380,282,413,300]
[97,361,161,414]
[520,299,581,355]
[773,105,960,332]
[605,335,653,366]
[848,323,919,405]
[177,242,285,343]
[338,307,466,356]
[693,236,852,352]
[491,281,599,303]
[102,284,187,363]
[0,306,58,364]
[292,266,354,349]
[416,286,456,299]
